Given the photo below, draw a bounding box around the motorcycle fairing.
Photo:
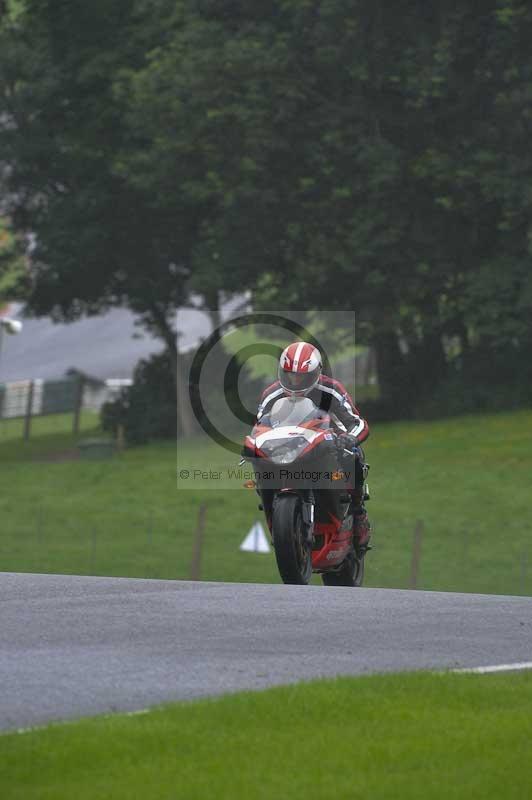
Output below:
[244,395,357,576]
[311,514,353,570]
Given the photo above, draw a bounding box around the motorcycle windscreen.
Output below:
[269,396,326,427]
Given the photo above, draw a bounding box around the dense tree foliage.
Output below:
[1,0,531,417]
[0,216,27,303]
[0,0,198,429]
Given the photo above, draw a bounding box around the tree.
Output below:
[118,0,532,408]
[0,216,27,305]
[2,0,531,420]
[114,0,458,406]
[0,0,201,429]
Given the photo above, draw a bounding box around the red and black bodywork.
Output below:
[242,397,357,580]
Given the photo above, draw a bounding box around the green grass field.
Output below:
[1,413,531,799]
[0,408,531,594]
[1,670,531,799]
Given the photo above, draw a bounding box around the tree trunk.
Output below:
[203,288,221,333]
[410,328,447,398]
[407,293,448,399]
[175,348,196,439]
[373,329,408,412]
[148,302,196,438]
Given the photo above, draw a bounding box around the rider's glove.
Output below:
[241,439,256,459]
[337,432,359,453]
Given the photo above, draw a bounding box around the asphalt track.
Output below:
[1,572,531,731]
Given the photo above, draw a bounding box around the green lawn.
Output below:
[0,408,531,594]
[1,670,531,799]
[0,409,98,447]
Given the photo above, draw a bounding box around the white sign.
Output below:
[240,522,270,554]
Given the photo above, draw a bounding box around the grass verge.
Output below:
[0,408,531,593]
[1,670,531,799]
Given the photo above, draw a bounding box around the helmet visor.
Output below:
[278,365,320,394]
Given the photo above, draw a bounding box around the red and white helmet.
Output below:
[278,341,322,395]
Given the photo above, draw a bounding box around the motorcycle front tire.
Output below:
[272,493,312,585]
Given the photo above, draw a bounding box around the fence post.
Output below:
[520,551,528,596]
[89,528,97,574]
[23,380,34,441]
[146,511,154,578]
[72,376,85,436]
[116,423,125,451]
[409,519,424,590]
[189,503,207,581]
[36,501,44,549]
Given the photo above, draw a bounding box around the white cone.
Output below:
[240,521,270,553]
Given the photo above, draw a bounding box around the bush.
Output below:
[101,347,264,446]
[101,351,177,445]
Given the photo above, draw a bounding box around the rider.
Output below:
[255,341,372,555]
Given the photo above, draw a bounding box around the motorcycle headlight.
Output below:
[259,436,309,465]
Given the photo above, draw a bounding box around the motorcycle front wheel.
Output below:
[272,493,312,585]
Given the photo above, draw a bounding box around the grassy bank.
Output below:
[0,409,531,594]
[1,670,531,799]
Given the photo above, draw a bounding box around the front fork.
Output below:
[300,490,315,546]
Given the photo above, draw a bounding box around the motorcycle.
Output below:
[242,395,367,586]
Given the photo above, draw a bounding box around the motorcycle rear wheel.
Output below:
[272,494,312,585]
[322,551,364,587]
